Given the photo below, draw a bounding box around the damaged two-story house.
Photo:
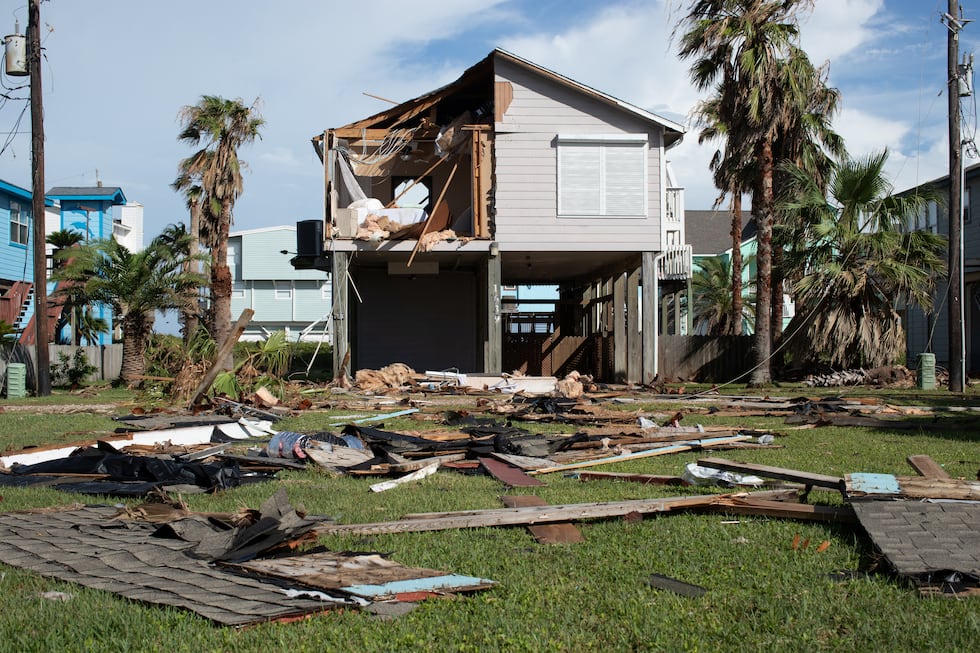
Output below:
[292,49,691,384]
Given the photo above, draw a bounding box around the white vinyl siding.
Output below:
[557,136,646,217]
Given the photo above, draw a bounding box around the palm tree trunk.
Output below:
[182,203,201,343]
[750,139,774,386]
[730,193,744,336]
[212,201,234,370]
[119,313,148,384]
[771,244,784,344]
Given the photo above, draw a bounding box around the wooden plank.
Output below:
[704,496,857,524]
[369,462,440,492]
[479,457,545,487]
[697,457,844,491]
[313,494,720,536]
[186,308,254,408]
[501,495,583,544]
[529,436,752,475]
[906,454,951,479]
[577,471,689,486]
[845,473,980,500]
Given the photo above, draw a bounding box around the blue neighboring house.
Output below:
[46,186,128,345]
[0,178,55,340]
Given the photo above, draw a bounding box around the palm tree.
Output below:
[177,96,263,367]
[692,254,756,335]
[677,0,817,385]
[158,215,208,341]
[46,229,87,344]
[51,227,208,383]
[769,50,845,346]
[778,150,947,368]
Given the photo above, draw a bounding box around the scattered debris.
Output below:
[500,495,584,544]
[647,573,707,598]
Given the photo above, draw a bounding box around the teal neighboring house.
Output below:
[229,226,332,341]
[46,185,128,345]
[686,208,793,334]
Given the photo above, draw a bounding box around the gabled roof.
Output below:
[686,209,757,257]
[0,178,54,206]
[318,48,684,152]
[47,186,127,205]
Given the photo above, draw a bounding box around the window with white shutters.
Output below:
[557,135,647,217]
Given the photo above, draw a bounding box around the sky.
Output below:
[0,0,976,244]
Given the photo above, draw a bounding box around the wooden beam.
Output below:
[704,496,857,523]
[529,436,752,475]
[186,309,254,408]
[614,272,627,383]
[407,160,459,267]
[331,251,350,381]
[697,457,845,492]
[485,251,502,374]
[627,266,641,384]
[313,494,721,536]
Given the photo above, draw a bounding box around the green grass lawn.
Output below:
[0,387,978,652]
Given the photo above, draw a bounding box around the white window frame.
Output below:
[557,134,648,218]
[9,201,28,246]
[274,280,293,300]
[231,280,246,299]
[320,281,331,300]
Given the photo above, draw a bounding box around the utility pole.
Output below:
[945,0,966,393]
[28,0,50,396]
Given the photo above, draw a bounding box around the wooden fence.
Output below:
[659,335,754,383]
[1,344,123,394]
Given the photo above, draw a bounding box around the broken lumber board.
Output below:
[703,495,857,523]
[187,308,254,408]
[577,471,689,486]
[479,457,545,487]
[500,495,583,543]
[313,494,721,536]
[389,453,467,473]
[527,436,752,475]
[905,454,951,479]
[697,457,844,492]
[370,462,440,492]
[844,473,980,500]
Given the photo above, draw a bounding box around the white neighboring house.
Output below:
[229,225,332,342]
[113,202,144,253]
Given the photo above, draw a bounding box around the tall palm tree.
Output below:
[171,173,207,338]
[677,0,816,385]
[769,49,844,346]
[779,150,947,368]
[177,96,263,366]
[51,228,208,383]
[692,254,756,336]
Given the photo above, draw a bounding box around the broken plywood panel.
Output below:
[231,550,493,599]
[501,495,584,544]
[845,473,980,501]
[479,457,545,487]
